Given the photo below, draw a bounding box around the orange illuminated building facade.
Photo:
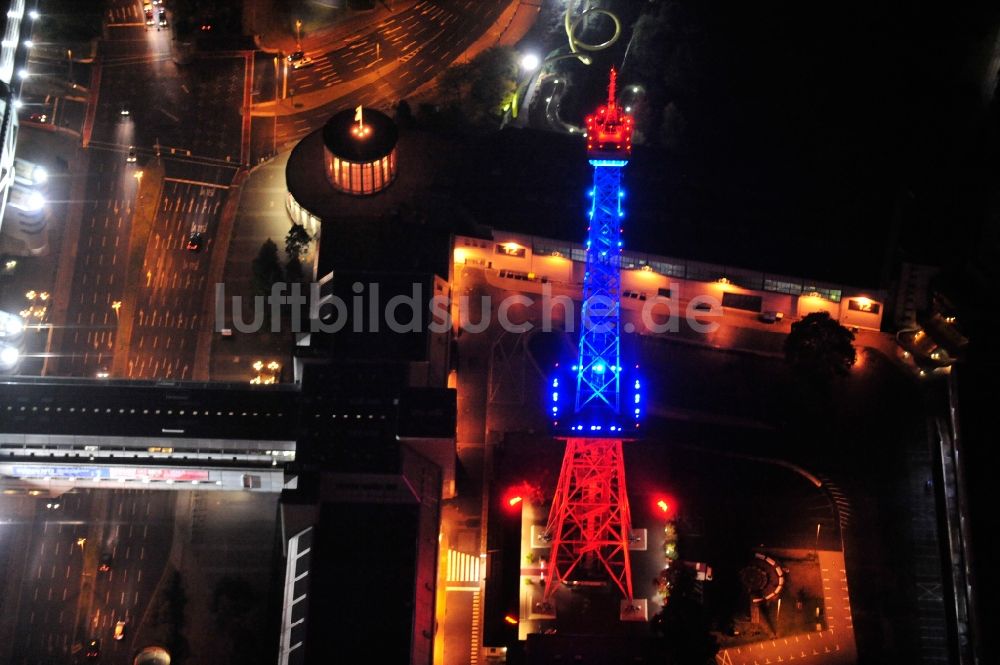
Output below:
[321,107,398,196]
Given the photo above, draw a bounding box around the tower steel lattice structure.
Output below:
[545,69,641,603]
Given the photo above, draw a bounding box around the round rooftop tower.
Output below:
[322,107,398,196]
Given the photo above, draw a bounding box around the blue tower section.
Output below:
[551,69,641,437]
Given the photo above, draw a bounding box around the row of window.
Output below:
[325,151,397,195]
[1,404,286,417]
[469,237,855,304]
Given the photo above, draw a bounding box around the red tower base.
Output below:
[543,437,634,601]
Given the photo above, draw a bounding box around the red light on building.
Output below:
[507,496,523,507]
[585,68,633,160]
[654,495,677,517]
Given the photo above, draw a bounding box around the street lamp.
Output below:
[111,301,122,320]
[520,53,540,72]
[28,9,39,20]
[295,19,302,50]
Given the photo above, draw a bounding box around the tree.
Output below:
[251,238,283,296]
[395,99,415,128]
[784,312,857,380]
[434,46,518,127]
[651,592,719,664]
[285,255,306,285]
[285,223,311,261]
[661,102,687,150]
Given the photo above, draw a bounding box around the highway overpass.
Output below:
[0,377,298,493]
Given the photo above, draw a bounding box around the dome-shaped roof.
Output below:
[322,108,398,163]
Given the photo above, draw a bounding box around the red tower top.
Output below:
[585,68,634,159]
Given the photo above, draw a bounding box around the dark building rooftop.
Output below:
[322,107,397,162]
[0,376,298,439]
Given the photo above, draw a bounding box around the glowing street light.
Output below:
[520,52,540,72]
[28,9,40,20]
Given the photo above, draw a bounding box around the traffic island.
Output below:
[110,159,165,378]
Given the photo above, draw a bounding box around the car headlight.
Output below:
[24,191,45,212]
[32,166,48,185]
[0,346,18,369]
[4,316,23,337]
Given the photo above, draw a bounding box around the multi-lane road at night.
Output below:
[272,0,511,148]
[0,489,175,665]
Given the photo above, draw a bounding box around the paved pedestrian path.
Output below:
[716,550,857,665]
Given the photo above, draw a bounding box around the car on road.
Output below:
[0,343,19,371]
[114,621,127,641]
[127,146,137,163]
[98,552,112,572]
[0,310,25,341]
[158,10,167,27]
[186,231,203,252]
[145,9,154,25]
[27,112,48,124]
[758,310,783,324]
[14,157,48,188]
[120,102,130,116]
[85,639,100,659]
[287,51,314,69]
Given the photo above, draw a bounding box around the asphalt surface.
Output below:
[274,0,509,148]
[126,179,224,379]
[0,489,174,665]
[52,0,247,379]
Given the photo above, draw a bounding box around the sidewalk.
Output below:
[110,159,166,377]
[715,550,857,665]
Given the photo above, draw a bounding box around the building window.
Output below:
[721,292,763,312]
[848,299,880,314]
[496,243,526,258]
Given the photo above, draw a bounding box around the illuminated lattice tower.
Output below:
[546,69,641,604]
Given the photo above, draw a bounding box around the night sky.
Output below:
[544,0,1000,278]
